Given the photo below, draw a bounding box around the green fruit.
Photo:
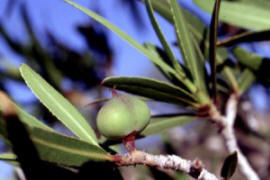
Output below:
[125,96,151,132]
[97,95,150,139]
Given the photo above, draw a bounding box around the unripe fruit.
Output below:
[125,96,151,132]
[97,95,150,139]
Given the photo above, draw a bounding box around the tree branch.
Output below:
[217,94,260,180]
[115,150,218,180]
[112,94,259,180]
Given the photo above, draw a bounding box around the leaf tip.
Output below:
[221,151,238,178]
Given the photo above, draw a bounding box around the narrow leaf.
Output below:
[63,0,182,82]
[238,69,255,95]
[189,35,208,94]
[15,103,53,131]
[209,0,221,101]
[0,101,110,167]
[29,128,112,166]
[145,0,183,73]
[221,151,238,179]
[233,47,270,86]
[0,91,52,133]
[217,30,270,47]
[146,0,238,91]
[1,120,111,166]
[0,153,19,166]
[145,1,207,89]
[143,43,198,92]
[194,0,270,30]
[168,0,206,97]
[146,0,171,21]
[147,0,206,43]
[19,64,99,146]
[220,66,239,93]
[0,153,17,161]
[142,114,195,136]
[144,43,176,82]
[233,47,267,70]
[102,76,199,107]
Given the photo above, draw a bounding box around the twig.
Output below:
[218,94,260,180]
[115,150,218,180]
[14,167,26,180]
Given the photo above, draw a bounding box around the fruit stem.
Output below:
[111,86,118,97]
[123,131,137,152]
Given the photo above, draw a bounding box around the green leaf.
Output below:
[0,153,18,166]
[0,125,111,167]
[147,0,238,91]
[145,0,223,63]
[194,0,270,30]
[146,0,172,22]
[142,114,195,136]
[217,30,270,47]
[220,66,239,93]
[147,0,203,34]
[168,0,206,98]
[233,47,266,70]
[175,4,238,91]
[15,103,53,131]
[144,43,176,82]
[209,0,221,101]
[233,47,270,86]
[147,0,205,42]
[145,0,183,73]
[19,63,99,146]
[29,128,112,166]
[0,153,17,161]
[189,35,209,94]
[102,76,199,107]
[0,91,52,136]
[238,69,255,95]
[163,0,237,92]
[221,151,238,179]
[0,103,110,167]
[63,0,183,83]
[143,43,196,91]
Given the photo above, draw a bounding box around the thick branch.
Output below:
[115,150,218,180]
[215,94,260,180]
